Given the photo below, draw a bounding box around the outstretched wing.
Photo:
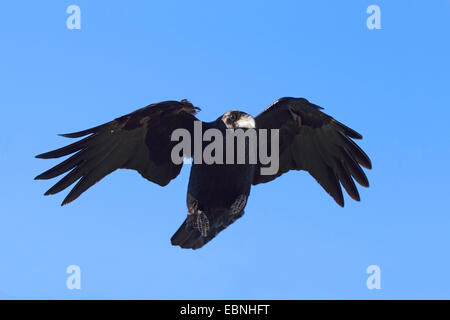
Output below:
[253,97,372,207]
[35,100,199,205]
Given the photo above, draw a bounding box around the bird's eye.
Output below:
[229,113,237,121]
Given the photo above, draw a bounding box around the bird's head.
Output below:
[220,110,256,129]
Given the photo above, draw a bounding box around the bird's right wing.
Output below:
[35,100,200,205]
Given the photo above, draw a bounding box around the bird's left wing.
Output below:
[35,100,199,205]
[253,97,372,207]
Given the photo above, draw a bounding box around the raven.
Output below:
[35,97,372,249]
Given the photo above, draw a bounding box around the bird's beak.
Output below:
[235,114,256,129]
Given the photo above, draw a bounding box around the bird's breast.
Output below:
[187,162,255,211]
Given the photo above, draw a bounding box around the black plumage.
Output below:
[35,97,372,249]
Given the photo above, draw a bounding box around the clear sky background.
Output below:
[0,1,449,299]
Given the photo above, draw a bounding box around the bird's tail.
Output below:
[171,209,245,250]
[170,219,211,250]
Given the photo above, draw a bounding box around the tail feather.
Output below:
[171,209,245,250]
[171,220,210,250]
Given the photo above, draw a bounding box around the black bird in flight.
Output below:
[35,97,372,249]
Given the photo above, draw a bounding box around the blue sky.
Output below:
[0,1,449,299]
